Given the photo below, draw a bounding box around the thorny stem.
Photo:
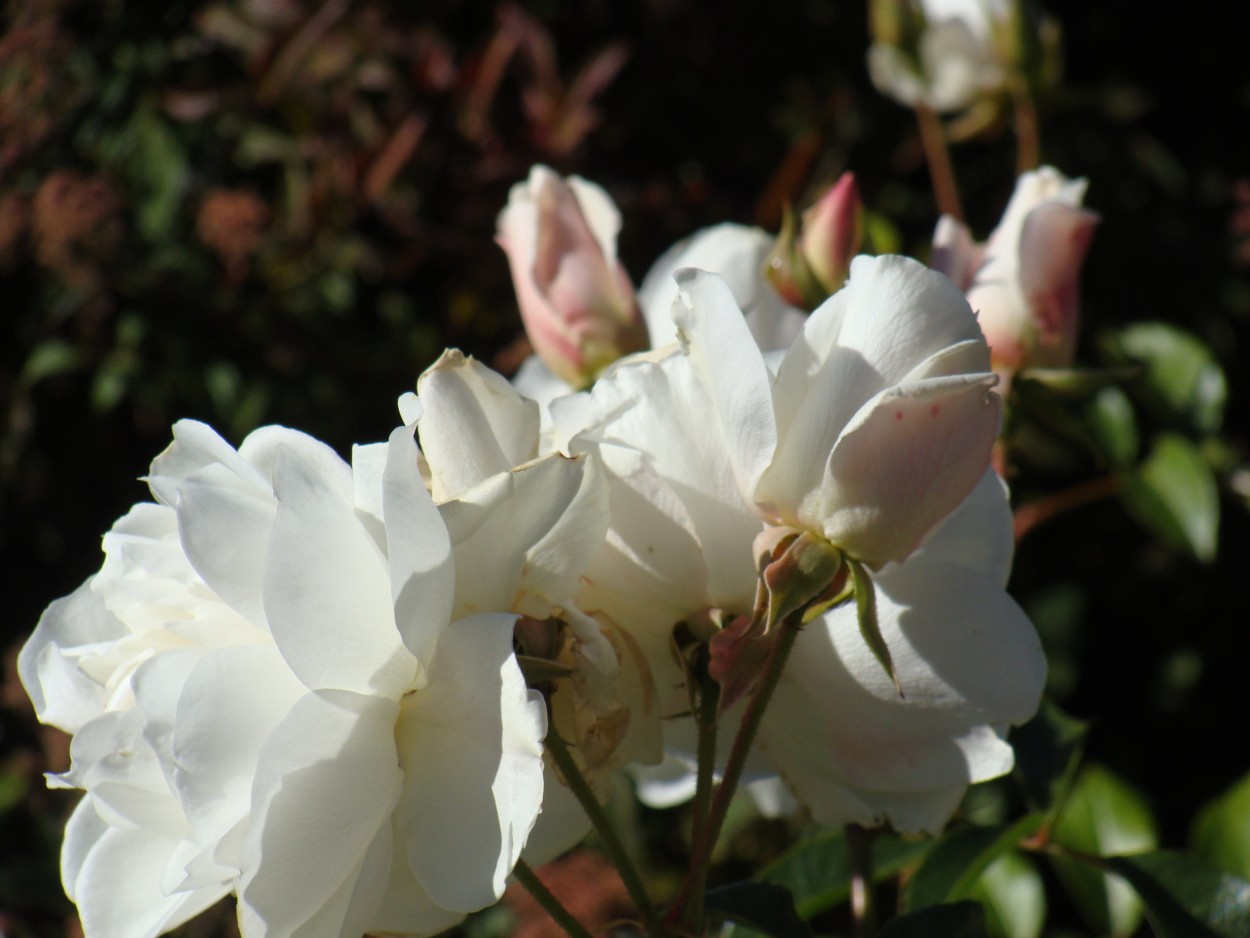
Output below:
[847,824,877,938]
[512,859,598,938]
[543,717,666,938]
[914,104,964,222]
[1013,475,1120,542]
[665,617,804,930]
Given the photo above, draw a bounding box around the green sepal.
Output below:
[763,205,829,312]
[799,574,854,624]
[764,533,843,628]
[846,557,900,696]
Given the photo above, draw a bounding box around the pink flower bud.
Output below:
[497,165,648,388]
[800,172,864,293]
[932,165,1098,373]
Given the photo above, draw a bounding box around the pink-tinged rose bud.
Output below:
[765,173,865,310]
[497,165,648,388]
[932,165,1098,374]
[800,172,864,293]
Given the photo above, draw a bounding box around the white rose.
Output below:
[566,254,1044,831]
[21,419,549,938]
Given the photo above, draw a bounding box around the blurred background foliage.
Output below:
[2,1,1249,936]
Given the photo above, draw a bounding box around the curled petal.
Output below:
[417,351,540,501]
[174,465,276,628]
[64,799,226,938]
[815,374,999,566]
[572,355,761,612]
[672,268,778,499]
[146,420,267,508]
[19,580,125,733]
[638,223,805,351]
[440,452,609,620]
[761,255,988,517]
[384,424,454,668]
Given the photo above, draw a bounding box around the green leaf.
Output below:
[124,103,188,242]
[906,815,1044,912]
[21,340,82,385]
[704,882,813,938]
[968,852,1046,938]
[90,355,132,412]
[205,360,242,416]
[880,901,989,938]
[1009,697,1089,818]
[847,558,899,695]
[755,829,931,918]
[0,770,27,816]
[1102,851,1250,938]
[1083,385,1140,467]
[236,124,300,166]
[1101,322,1228,434]
[1118,434,1219,562]
[1050,764,1158,935]
[1010,376,1131,468]
[1192,772,1250,880]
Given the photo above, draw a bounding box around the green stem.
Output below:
[914,104,964,222]
[847,824,877,938]
[513,859,598,938]
[543,722,666,938]
[665,618,803,929]
[679,659,722,933]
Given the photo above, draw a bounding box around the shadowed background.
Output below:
[3,2,1249,935]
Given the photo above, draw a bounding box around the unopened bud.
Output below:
[765,174,864,310]
[932,166,1098,375]
[800,172,863,294]
[754,527,845,628]
[497,165,648,388]
[764,206,823,310]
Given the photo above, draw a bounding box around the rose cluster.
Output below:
[19,160,1098,938]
